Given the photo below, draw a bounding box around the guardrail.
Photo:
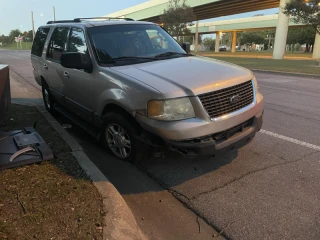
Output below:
[0,65,10,125]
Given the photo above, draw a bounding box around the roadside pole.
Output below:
[195,21,199,52]
[31,11,35,40]
[53,6,56,21]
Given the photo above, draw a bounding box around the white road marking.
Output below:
[9,55,20,59]
[260,129,320,151]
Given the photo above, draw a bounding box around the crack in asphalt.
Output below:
[138,162,191,201]
[187,150,319,201]
[138,162,226,238]
[140,149,319,204]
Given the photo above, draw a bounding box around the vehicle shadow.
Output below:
[56,114,239,197]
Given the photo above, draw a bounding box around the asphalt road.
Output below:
[1,49,320,240]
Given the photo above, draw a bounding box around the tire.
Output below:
[42,81,55,114]
[101,112,147,163]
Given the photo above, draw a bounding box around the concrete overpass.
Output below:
[188,14,303,34]
[106,0,320,60]
[106,0,279,22]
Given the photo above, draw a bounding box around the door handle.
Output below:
[43,64,48,70]
[63,71,70,78]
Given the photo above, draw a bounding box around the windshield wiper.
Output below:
[111,56,156,61]
[154,52,192,58]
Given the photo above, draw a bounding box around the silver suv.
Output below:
[31,17,264,162]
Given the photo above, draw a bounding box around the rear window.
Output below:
[31,28,50,57]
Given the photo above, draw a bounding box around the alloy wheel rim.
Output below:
[106,124,132,159]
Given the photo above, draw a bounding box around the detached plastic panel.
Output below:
[0,64,10,124]
[0,127,54,170]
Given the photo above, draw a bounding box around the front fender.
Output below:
[97,88,138,116]
[95,68,164,117]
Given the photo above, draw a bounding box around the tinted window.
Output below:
[47,27,69,61]
[88,24,184,63]
[67,28,87,53]
[31,28,50,57]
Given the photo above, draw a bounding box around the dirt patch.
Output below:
[0,104,104,240]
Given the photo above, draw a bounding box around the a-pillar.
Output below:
[215,31,221,52]
[231,31,237,53]
[272,0,290,59]
[312,31,320,60]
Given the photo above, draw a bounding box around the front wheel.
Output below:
[42,82,55,114]
[101,112,148,163]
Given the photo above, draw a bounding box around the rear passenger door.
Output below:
[45,27,70,103]
[62,27,94,122]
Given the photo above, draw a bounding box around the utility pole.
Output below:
[53,6,56,21]
[31,11,35,40]
[194,21,199,52]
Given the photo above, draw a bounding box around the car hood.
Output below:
[110,56,253,98]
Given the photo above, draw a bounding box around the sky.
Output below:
[0,0,278,35]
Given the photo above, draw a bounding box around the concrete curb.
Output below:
[252,69,320,79]
[36,106,147,240]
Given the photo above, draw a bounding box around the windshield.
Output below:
[87,24,186,64]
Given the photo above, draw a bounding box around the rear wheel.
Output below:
[101,112,148,163]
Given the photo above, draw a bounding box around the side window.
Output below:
[46,27,69,61]
[67,28,87,53]
[31,28,50,57]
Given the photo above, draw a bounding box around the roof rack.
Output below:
[47,20,80,24]
[74,17,134,21]
[47,17,134,24]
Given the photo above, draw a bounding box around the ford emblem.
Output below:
[230,94,241,104]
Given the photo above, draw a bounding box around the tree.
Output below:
[8,29,21,43]
[239,32,265,45]
[284,0,320,34]
[221,32,232,46]
[160,0,195,39]
[202,38,215,51]
[287,27,316,51]
[237,32,244,49]
[0,35,9,45]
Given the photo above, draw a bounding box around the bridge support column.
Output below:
[273,0,289,59]
[215,32,221,52]
[312,31,320,60]
[231,31,237,53]
[195,21,199,52]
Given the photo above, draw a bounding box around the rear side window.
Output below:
[31,28,50,57]
[46,27,69,61]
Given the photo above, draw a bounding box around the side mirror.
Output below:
[61,52,93,73]
[181,42,190,53]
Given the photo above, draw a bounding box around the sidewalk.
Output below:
[6,71,146,240]
[10,70,42,106]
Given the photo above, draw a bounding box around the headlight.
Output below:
[253,76,259,93]
[148,98,195,121]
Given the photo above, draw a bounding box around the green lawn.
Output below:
[0,42,32,50]
[211,57,320,75]
[198,51,313,59]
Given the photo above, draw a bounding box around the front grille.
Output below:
[176,117,254,144]
[198,80,254,119]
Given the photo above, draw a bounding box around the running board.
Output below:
[54,105,101,140]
